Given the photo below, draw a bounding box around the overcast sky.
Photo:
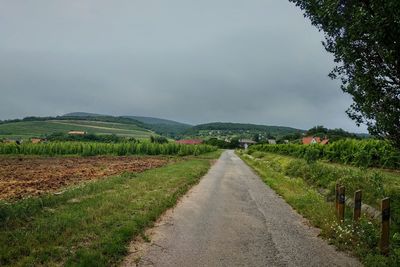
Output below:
[0,0,366,132]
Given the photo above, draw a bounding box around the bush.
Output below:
[249,139,400,169]
[150,136,168,144]
[46,132,130,143]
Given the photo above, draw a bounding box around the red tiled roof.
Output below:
[302,136,329,145]
[320,139,329,145]
[176,139,203,145]
[302,136,319,144]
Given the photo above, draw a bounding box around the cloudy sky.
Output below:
[0,0,366,132]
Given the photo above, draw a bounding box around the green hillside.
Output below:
[123,116,191,138]
[0,120,154,140]
[122,116,191,127]
[185,122,305,140]
[63,112,191,138]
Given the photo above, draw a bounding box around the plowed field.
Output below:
[0,156,168,200]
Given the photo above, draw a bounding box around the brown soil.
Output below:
[0,156,168,200]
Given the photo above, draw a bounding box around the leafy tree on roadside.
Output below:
[252,134,260,142]
[205,138,231,149]
[289,0,400,149]
[306,125,358,141]
[229,138,240,149]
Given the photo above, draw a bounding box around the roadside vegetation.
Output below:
[0,151,221,266]
[238,150,400,266]
[250,139,400,169]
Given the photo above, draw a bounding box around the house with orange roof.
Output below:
[176,139,203,145]
[302,136,329,145]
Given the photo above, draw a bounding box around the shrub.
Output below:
[249,139,400,169]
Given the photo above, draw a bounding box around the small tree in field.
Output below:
[289,0,400,149]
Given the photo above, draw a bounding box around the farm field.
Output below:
[0,156,167,200]
[0,119,154,139]
[0,150,221,266]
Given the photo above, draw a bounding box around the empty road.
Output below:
[123,150,361,267]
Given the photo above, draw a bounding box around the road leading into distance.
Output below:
[123,150,361,267]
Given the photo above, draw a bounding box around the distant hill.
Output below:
[63,112,191,137]
[191,122,303,132]
[122,116,191,138]
[0,119,154,140]
[122,116,191,127]
[185,122,305,140]
[62,112,105,117]
[2,113,364,141]
[63,112,191,127]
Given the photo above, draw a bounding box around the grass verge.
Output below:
[238,150,400,267]
[0,152,221,266]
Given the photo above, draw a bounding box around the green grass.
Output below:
[239,152,335,229]
[0,153,220,266]
[0,120,154,139]
[239,151,400,266]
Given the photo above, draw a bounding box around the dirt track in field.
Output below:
[0,156,167,200]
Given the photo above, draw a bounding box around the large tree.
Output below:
[289,0,400,148]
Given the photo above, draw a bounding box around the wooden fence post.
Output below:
[353,190,362,222]
[380,197,390,255]
[338,186,345,223]
[335,183,340,218]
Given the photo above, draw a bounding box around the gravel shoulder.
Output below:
[122,150,361,267]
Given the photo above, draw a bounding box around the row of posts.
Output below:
[335,184,390,255]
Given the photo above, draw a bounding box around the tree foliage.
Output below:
[205,138,240,149]
[46,132,131,143]
[289,0,400,148]
[150,136,168,144]
[306,125,358,141]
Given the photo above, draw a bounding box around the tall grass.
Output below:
[249,139,400,169]
[0,141,216,156]
[240,151,400,266]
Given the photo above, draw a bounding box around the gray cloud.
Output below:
[0,0,366,132]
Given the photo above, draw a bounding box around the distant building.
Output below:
[3,139,22,144]
[239,139,257,150]
[320,139,329,145]
[3,139,16,144]
[302,136,329,145]
[267,139,276,145]
[68,131,87,135]
[31,138,46,144]
[302,136,320,144]
[176,139,203,145]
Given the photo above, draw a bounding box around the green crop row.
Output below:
[0,141,217,156]
[249,139,400,169]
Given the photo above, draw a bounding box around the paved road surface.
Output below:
[123,150,361,267]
